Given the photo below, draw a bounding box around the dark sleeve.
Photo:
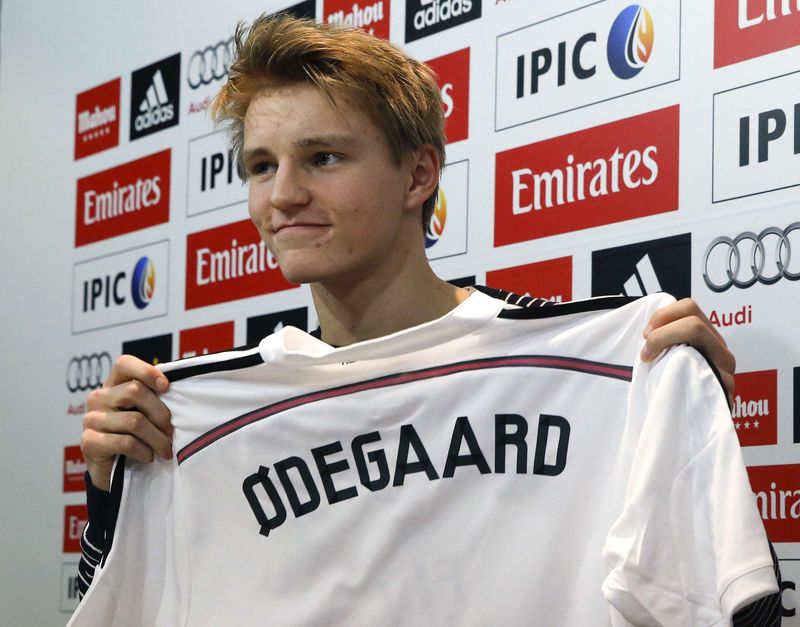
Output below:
[732,541,783,626]
[76,472,112,599]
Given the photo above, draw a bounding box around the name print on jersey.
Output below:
[241,413,570,537]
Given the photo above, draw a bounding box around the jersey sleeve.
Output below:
[66,455,190,627]
[601,346,778,626]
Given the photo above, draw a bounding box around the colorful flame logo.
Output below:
[425,188,447,249]
[131,256,155,310]
[607,5,654,80]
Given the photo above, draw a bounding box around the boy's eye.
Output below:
[314,152,340,166]
[250,162,277,176]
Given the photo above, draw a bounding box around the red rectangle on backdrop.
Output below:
[323,0,390,39]
[63,446,86,493]
[486,257,572,303]
[494,106,679,247]
[732,370,778,447]
[185,219,297,310]
[714,0,800,68]
[747,464,800,542]
[63,504,88,553]
[179,321,235,358]
[75,78,120,160]
[75,149,171,247]
[426,47,470,144]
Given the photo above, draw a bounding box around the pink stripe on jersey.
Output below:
[176,355,633,464]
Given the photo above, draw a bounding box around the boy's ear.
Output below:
[404,145,440,212]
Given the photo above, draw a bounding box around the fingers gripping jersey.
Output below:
[68,292,776,626]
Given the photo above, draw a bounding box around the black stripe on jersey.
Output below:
[177,354,633,465]
[499,295,639,319]
[165,352,264,383]
[100,456,126,568]
[472,284,551,309]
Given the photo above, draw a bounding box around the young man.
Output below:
[75,15,779,626]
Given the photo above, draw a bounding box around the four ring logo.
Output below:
[187,39,234,89]
[703,223,800,292]
[66,353,113,392]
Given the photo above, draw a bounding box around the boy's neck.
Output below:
[310,252,469,346]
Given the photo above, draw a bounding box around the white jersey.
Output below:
[68,291,776,626]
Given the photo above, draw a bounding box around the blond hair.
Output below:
[211,14,446,227]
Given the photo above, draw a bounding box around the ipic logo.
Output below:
[82,256,154,313]
[425,189,447,249]
[130,53,180,140]
[405,0,481,43]
[591,233,691,300]
[187,131,246,217]
[495,2,679,130]
[74,78,120,160]
[713,71,800,201]
[72,241,169,334]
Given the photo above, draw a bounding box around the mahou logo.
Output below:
[732,370,778,447]
[494,106,679,246]
[63,446,86,493]
[486,257,572,303]
[179,321,235,359]
[324,0,390,39]
[425,48,470,144]
[186,219,297,310]
[74,78,120,160]
[75,150,171,247]
[714,0,800,68]
[747,464,800,542]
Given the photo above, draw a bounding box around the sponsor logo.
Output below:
[179,321,235,358]
[324,0,390,39]
[67,403,85,417]
[187,38,233,90]
[74,78,120,160]
[714,0,800,68]
[275,0,317,19]
[72,241,169,333]
[709,304,752,328]
[186,219,297,310]
[713,71,800,201]
[425,48,470,144]
[60,562,80,612]
[122,333,172,366]
[591,233,691,300]
[66,352,112,392]
[495,1,679,130]
[780,559,800,618]
[75,149,171,247]
[63,446,86,493]
[63,505,88,553]
[426,189,447,249]
[702,223,800,292]
[732,370,777,447]
[405,0,482,43]
[427,159,468,260]
[607,5,654,79]
[130,53,180,140]
[247,307,309,344]
[747,464,800,542]
[187,131,246,217]
[495,106,679,245]
[486,257,572,302]
[794,367,800,444]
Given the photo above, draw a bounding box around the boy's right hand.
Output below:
[80,355,172,491]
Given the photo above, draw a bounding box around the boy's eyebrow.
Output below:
[243,134,358,161]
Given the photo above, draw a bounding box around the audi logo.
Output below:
[702,223,800,292]
[187,39,234,89]
[66,353,113,393]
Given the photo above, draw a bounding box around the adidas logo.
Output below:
[621,254,662,296]
[133,69,175,132]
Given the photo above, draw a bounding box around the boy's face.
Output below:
[242,82,420,288]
